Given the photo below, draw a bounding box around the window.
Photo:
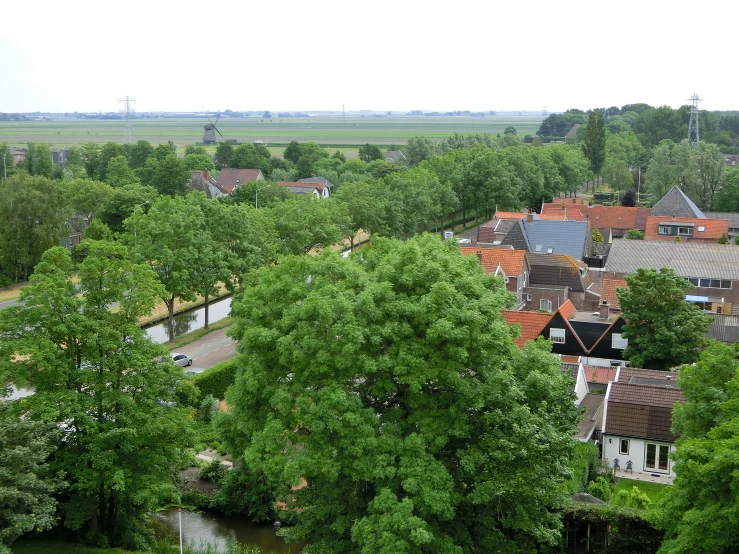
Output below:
[699,278,710,288]
[678,226,693,236]
[550,328,565,343]
[698,226,706,232]
[546,247,553,254]
[658,226,670,235]
[535,245,542,252]
[526,294,532,301]
[612,333,628,349]
[619,439,630,455]
[540,299,552,312]
[688,278,699,286]
[721,280,732,289]
[645,443,670,472]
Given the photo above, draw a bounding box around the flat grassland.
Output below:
[0,116,544,151]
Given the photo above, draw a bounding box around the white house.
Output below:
[601,368,684,479]
[277,181,330,198]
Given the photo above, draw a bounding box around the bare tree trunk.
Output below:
[204,292,210,329]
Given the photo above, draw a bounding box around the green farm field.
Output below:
[0,115,545,151]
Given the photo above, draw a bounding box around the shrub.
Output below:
[612,486,651,510]
[625,229,645,240]
[718,233,729,244]
[210,463,275,521]
[192,359,237,399]
[199,394,219,423]
[199,457,225,483]
[567,442,602,494]
[587,475,615,501]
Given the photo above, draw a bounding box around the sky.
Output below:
[3,0,737,114]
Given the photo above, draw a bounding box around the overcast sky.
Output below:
[3,0,736,113]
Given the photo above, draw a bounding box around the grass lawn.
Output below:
[611,479,669,504]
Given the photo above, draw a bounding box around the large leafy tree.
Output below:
[0,174,70,283]
[98,183,158,234]
[714,166,739,212]
[63,178,114,221]
[650,343,739,553]
[105,155,140,187]
[358,143,384,163]
[0,243,192,549]
[617,268,711,370]
[218,235,580,553]
[0,402,66,554]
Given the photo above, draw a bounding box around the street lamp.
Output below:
[133,201,150,238]
[255,184,271,209]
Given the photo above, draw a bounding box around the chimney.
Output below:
[572,198,576,204]
[672,215,676,220]
[599,300,609,319]
[476,251,483,263]
[526,209,534,223]
[561,205,566,211]
[204,169,210,180]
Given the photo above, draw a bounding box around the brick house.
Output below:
[644,215,729,243]
[460,247,529,307]
[216,168,264,194]
[602,368,684,479]
[525,253,601,312]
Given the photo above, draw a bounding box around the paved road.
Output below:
[0,298,20,310]
[173,327,236,373]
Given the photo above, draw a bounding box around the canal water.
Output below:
[145,296,233,344]
[153,507,304,553]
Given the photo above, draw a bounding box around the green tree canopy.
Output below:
[106,155,140,187]
[0,243,192,549]
[617,268,711,370]
[582,110,606,181]
[218,235,580,553]
[650,343,739,553]
[98,183,158,234]
[358,143,384,163]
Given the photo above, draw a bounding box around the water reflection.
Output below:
[153,508,303,553]
[145,297,232,344]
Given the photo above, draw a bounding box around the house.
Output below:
[552,197,585,205]
[541,204,652,237]
[650,185,706,219]
[216,168,264,194]
[524,253,600,311]
[385,150,407,164]
[276,181,330,198]
[703,211,739,238]
[51,148,70,168]
[724,154,739,167]
[461,247,529,307]
[644,215,728,243]
[584,365,618,393]
[298,177,334,195]
[564,124,582,140]
[10,147,26,165]
[602,240,739,315]
[474,211,531,244]
[501,310,553,348]
[189,170,228,199]
[601,368,684,479]
[599,279,628,317]
[541,301,629,367]
[558,355,605,441]
[501,216,592,261]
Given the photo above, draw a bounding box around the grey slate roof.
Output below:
[604,240,739,280]
[298,176,335,190]
[523,220,589,259]
[385,150,407,163]
[705,212,739,230]
[651,186,706,219]
[501,220,531,251]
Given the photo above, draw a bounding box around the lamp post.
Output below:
[255,184,271,209]
[133,201,150,238]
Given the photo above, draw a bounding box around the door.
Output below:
[645,443,670,472]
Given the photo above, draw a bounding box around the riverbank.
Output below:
[12,538,273,554]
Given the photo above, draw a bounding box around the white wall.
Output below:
[602,435,676,478]
[574,364,589,406]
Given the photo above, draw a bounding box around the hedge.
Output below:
[192,359,238,399]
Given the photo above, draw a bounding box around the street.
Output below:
[173,327,236,373]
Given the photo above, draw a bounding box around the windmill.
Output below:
[203,114,224,144]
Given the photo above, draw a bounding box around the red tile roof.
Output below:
[493,211,528,220]
[644,216,729,241]
[460,248,527,276]
[538,211,585,221]
[584,365,617,384]
[560,355,580,363]
[217,168,263,193]
[552,197,585,205]
[601,279,628,310]
[541,205,653,232]
[502,310,554,348]
[558,299,577,320]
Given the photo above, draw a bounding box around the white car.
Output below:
[171,353,193,367]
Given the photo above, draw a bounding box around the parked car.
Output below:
[171,353,193,367]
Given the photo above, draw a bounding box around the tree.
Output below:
[98,183,158,234]
[358,143,383,163]
[0,174,70,283]
[624,229,645,240]
[105,155,140,187]
[645,141,676,200]
[0,243,192,549]
[405,135,436,166]
[95,142,125,181]
[214,141,234,170]
[283,141,303,164]
[0,402,66,554]
[715,166,739,211]
[692,142,725,211]
[602,156,633,194]
[616,268,711,370]
[650,343,739,553]
[149,154,190,196]
[592,228,604,242]
[182,153,215,172]
[266,196,351,255]
[504,125,517,135]
[295,142,329,179]
[63,178,113,221]
[31,143,53,178]
[217,235,580,553]
[0,142,13,180]
[128,140,154,169]
[718,233,729,244]
[621,188,637,207]
[333,179,391,248]
[633,106,687,147]
[582,111,606,188]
